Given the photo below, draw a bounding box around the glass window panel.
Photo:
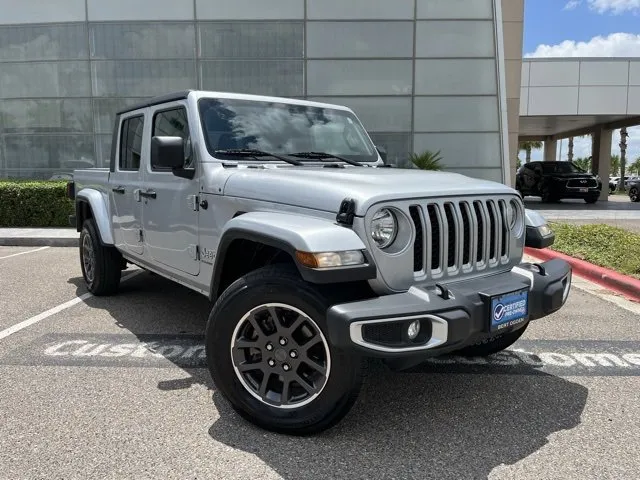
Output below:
[200,60,303,96]
[119,116,144,170]
[196,0,304,20]
[90,23,195,59]
[306,22,413,58]
[368,132,412,168]
[4,135,95,174]
[0,0,86,25]
[413,133,501,168]
[152,107,192,169]
[0,24,87,61]
[417,0,493,19]
[96,134,113,167]
[414,96,499,132]
[415,21,495,57]
[91,60,196,97]
[1,61,90,98]
[93,98,147,133]
[1,99,92,134]
[414,59,497,95]
[307,0,414,19]
[199,22,303,58]
[308,97,411,132]
[307,60,412,96]
[88,0,194,21]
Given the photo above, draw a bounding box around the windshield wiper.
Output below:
[213,149,303,166]
[288,151,364,167]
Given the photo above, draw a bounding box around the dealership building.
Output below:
[0,0,531,184]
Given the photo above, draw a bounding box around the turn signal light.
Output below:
[295,250,365,268]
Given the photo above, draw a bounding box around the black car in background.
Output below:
[628,178,640,202]
[515,161,602,203]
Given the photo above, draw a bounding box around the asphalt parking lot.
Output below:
[1,246,639,480]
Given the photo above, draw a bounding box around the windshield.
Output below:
[198,98,379,162]
[541,162,585,175]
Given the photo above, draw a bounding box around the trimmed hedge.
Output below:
[0,180,74,227]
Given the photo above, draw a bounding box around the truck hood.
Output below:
[222,167,516,215]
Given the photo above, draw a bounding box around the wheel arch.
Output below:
[75,188,114,245]
[209,212,376,301]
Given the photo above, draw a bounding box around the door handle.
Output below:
[140,189,157,199]
[112,186,125,194]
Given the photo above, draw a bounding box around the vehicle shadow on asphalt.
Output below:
[69,272,589,480]
[524,197,638,211]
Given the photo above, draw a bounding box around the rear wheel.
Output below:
[453,322,529,357]
[79,219,122,296]
[630,187,639,202]
[205,265,364,435]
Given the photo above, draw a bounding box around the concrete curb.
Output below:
[524,247,640,303]
[0,237,78,247]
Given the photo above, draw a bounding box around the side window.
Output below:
[152,107,192,170]
[119,115,144,171]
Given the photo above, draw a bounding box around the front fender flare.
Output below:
[76,188,114,245]
[210,211,376,299]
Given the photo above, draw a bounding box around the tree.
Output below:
[573,156,591,172]
[519,141,543,163]
[568,137,574,162]
[628,157,640,175]
[610,154,620,176]
[409,150,443,171]
[618,128,629,192]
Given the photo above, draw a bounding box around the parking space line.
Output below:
[0,246,50,260]
[0,270,143,341]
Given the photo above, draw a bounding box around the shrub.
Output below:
[409,150,444,171]
[0,180,74,227]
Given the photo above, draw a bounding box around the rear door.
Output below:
[141,103,200,276]
[109,113,145,255]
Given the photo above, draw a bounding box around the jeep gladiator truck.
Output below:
[67,90,572,435]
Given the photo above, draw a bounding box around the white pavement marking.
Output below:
[0,270,143,341]
[0,246,50,260]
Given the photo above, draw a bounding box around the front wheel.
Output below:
[584,195,599,204]
[205,265,364,435]
[630,187,639,202]
[453,322,529,357]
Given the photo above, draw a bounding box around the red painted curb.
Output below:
[524,247,640,303]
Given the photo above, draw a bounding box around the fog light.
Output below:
[407,320,421,340]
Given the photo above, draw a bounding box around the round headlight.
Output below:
[506,201,516,229]
[371,208,397,249]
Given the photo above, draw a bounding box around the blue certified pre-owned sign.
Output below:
[491,289,528,332]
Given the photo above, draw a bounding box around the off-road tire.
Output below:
[630,187,639,202]
[453,322,529,357]
[584,195,599,204]
[205,264,365,435]
[79,219,122,296]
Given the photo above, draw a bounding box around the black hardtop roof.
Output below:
[116,90,193,115]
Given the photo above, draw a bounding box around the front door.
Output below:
[110,114,145,255]
[142,104,200,276]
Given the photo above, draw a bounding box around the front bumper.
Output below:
[326,259,571,359]
[557,186,600,198]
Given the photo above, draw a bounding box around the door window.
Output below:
[119,115,144,171]
[152,107,192,170]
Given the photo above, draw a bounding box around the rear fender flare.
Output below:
[76,188,114,245]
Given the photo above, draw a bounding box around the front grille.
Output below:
[567,178,597,188]
[411,198,511,276]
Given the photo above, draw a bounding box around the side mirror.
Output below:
[524,209,555,248]
[151,136,185,170]
[376,145,387,162]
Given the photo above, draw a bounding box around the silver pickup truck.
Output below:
[67,90,571,435]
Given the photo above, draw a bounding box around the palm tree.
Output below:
[610,154,620,176]
[568,137,574,162]
[628,157,640,175]
[519,141,543,163]
[618,128,629,192]
[409,150,443,171]
[573,156,591,172]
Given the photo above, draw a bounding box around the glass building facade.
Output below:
[0,0,511,182]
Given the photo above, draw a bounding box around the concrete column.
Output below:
[591,128,613,201]
[543,138,557,161]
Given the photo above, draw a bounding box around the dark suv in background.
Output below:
[516,161,602,203]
